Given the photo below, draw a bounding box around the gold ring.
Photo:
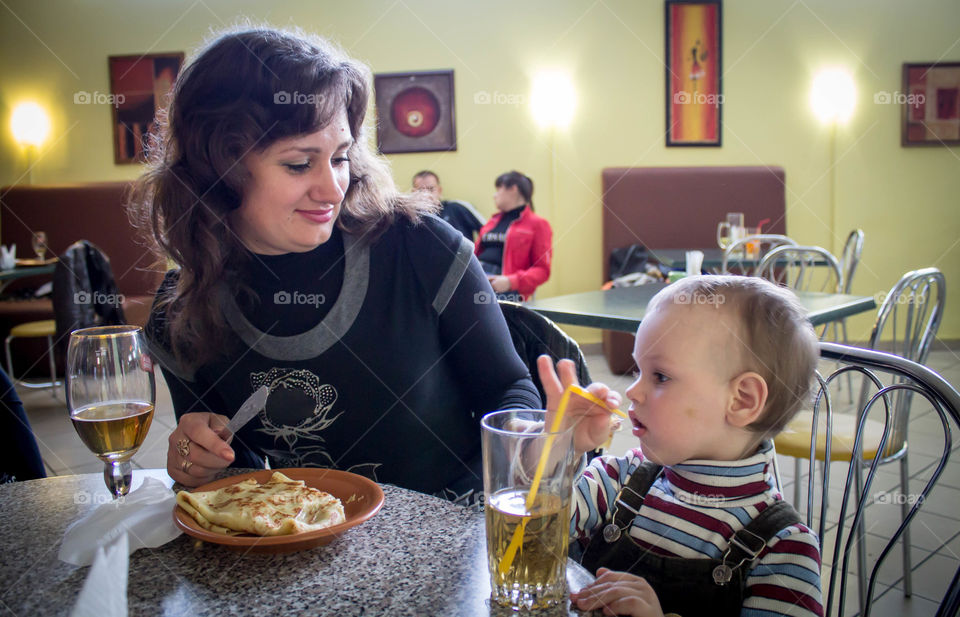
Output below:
[176,438,191,458]
[181,459,193,473]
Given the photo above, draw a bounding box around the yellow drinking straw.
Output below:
[567,384,629,420]
[497,384,626,576]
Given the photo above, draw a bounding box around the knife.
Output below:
[226,385,270,435]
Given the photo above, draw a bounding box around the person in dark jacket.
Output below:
[412,170,485,241]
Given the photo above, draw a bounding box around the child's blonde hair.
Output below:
[648,275,819,435]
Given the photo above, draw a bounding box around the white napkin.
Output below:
[686,250,704,276]
[0,244,15,270]
[69,533,129,617]
[59,477,182,566]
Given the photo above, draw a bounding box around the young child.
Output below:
[538,275,823,617]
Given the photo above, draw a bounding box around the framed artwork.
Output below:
[902,62,960,146]
[665,0,722,147]
[374,70,456,154]
[109,52,184,164]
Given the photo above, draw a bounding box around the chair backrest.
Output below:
[801,342,960,617]
[840,229,865,294]
[51,240,127,350]
[862,268,946,459]
[721,234,797,275]
[868,268,945,363]
[498,301,591,407]
[757,245,843,294]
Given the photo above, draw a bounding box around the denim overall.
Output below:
[580,461,802,616]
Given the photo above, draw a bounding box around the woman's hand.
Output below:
[537,355,621,456]
[488,275,512,293]
[167,412,235,486]
[570,568,665,617]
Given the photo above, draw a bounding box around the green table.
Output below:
[646,248,826,272]
[527,284,876,333]
[0,263,56,293]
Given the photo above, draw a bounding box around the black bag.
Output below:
[609,243,651,279]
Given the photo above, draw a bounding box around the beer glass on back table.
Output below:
[68,325,156,498]
[31,231,49,261]
[716,212,745,249]
[482,410,576,610]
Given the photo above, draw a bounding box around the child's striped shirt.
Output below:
[572,441,823,617]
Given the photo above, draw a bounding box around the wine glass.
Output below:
[716,213,745,251]
[67,325,156,498]
[31,231,48,261]
[717,225,733,250]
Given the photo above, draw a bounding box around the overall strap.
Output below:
[606,461,663,538]
[713,500,803,584]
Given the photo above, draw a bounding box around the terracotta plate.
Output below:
[172,468,385,553]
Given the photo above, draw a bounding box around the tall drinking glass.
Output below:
[482,410,576,610]
[31,231,48,261]
[67,325,156,498]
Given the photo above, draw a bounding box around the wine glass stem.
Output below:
[105,460,133,498]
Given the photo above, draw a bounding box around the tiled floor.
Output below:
[15,342,960,616]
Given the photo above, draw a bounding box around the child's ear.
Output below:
[726,372,768,428]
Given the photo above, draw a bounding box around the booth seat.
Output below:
[0,182,163,376]
[601,166,787,373]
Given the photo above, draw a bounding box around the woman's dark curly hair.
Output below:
[129,27,434,370]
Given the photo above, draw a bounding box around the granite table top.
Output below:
[0,469,596,616]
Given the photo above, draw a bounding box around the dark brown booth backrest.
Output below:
[601,166,787,280]
[0,182,162,297]
[600,166,787,374]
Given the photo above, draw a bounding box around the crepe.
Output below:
[176,472,346,536]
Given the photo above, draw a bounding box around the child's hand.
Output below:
[570,568,664,617]
[537,355,621,457]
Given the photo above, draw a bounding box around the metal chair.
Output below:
[832,230,865,401]
[776,342,960,617]
[499,302,609,462]
[720,234,797,275]
[839,230,865,295]
[758,245,844,294]
[3,319,59,392]
[498,300,592,408]
[832,229,866,350]
[774,268,947,614]
[758,245,843,337]
[4,241,126,396]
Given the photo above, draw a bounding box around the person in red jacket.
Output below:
[475,171,553,301]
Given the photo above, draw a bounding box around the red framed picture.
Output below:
[109,52,184,164]
[665,0,722,147]
[902,62,960,146]
[374,70,456,154]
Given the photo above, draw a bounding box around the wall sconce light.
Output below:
[10,102,51,184]
[531,71,576,129]
[810,67,856,125]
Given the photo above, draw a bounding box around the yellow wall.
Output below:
[2,0,958,343]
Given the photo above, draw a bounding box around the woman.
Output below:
[129,28,539,500]
[475,171,552,301]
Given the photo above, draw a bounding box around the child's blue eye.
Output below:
[654,372,669,384]
[332,156,350,166]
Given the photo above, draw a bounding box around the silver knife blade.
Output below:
[226,385,269,434]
